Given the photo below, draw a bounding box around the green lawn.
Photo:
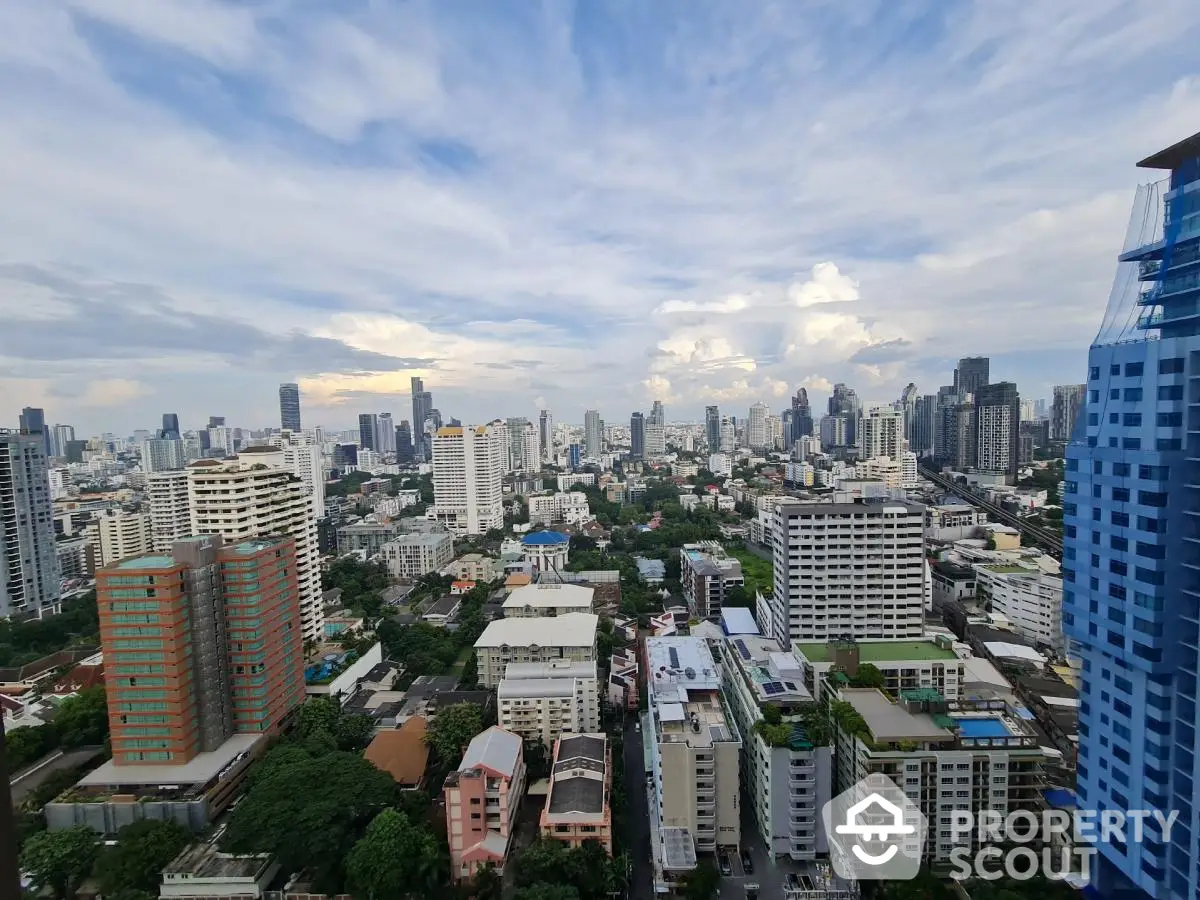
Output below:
[726,547,773,597]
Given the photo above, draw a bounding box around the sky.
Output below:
[2,0,1200,435]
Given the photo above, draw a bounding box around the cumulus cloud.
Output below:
[786,262,859,309]
[656,294,753,315]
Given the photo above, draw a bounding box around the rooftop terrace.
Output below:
[794,640,957,664]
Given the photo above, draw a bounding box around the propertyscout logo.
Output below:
[823,774,1180,883]
[821,773,926,881]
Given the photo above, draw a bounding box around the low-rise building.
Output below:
[363,716,430,790]
[974,562,1064,652]
[930,559,977,609]
[474,614,599,688]
[791,636,966,703]
[608,648,639,710]
[925,504,987,542]
[159,838,278,899]
[645,637,741,892]
[527,491,591,526]
[445,727,526,882]
[336,521,402,555]
[502,583,594,618]
[422,595,463,627]
[498,660,600,746]
[540,733,613,853]
[521,530,571,575]
[680,542,744,621]
[448,553,502,582]
[381,530,454,579]
[830,687,1046,863]
[720,631,832,861]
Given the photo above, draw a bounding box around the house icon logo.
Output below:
[821,773,925,881]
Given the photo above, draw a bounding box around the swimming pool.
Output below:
[954,718,1013,739]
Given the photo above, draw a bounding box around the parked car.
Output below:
[718,854,733,876]
[740,850,753,873]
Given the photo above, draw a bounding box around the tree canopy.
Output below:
[425,701,484,767]
[92,819,191,897]
[345,809,443,900]
[20,826,99,900]
[511,838,625,900]
[0,593,99,668]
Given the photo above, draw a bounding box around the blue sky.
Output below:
[2,0,1200,434]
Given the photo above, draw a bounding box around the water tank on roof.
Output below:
[684,667,697,680]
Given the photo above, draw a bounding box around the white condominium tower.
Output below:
[766,500,926,646]
[147,469,192,551]
[583,410,603,458]
[187,460,323,641]
[432,424,504,535]
[0,429,61,618]
[858,406,905,460]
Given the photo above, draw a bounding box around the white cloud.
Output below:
[656,294,753,315]
[787,262,859,308]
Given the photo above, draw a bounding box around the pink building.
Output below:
[539,734,613,854]
[444,726,526,882]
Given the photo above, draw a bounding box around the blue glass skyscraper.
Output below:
[1064,131,1200,899]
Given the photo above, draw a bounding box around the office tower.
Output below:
[644,423,666,457]
[791,388,814,442]
[96,510,154,565]
[357,413,378,451]
[19,407,51,458]
[188,461,323,642]
[0,430,61,618]
[629,412,645,460]
[937,400,976,471]
[278,384,301,432]
[705,405,721,452]
[746,402,769,450]
[97,534,304,764]
[974,381,1020,481]
[910,394,937,454]
[396,420,414,464]
[141,437,185,473]
[375,412,396,455]
[780,409,795,448]
[504,417,538,473]
[827,383,861,445]
[148,469,191,551]
[49,424,75,458]
[649,399,665,426]
[1064,133,1200,900]
[898,382,918,446]
[859,406,905,460]
[766,500,926,647]
[583,410,603,458]
[160,413,181,442]
[411,377,434,461]
[717,417,734,452]
[953,356,990,397]
[432,424,504,535]
[1050,383,1086,441]
[537,409,554,464]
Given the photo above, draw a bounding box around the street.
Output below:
[622,715,654,900]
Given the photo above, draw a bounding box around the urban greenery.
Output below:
[92,820,192,897]
[321,557,390,618]
[6,685,109,771]
[0,593,99,667]
[19,825,99,899]
[424,701,484,767]
[345,808,445,900]
[511,837,628,900]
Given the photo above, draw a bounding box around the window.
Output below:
[1125,388,1143,401]
[1112,512,1129,527]
[1113,463,1131,477]
[1136,567,1165,587]
[1156,439,1181,451]
[1138,491,1168,507]
[1110,413,1121,424]
[1137,542,1166,560]
[1158,384,1183,401]
[1111,390,1121,401]
[1090,390,1101,403]
[1089,413,1099,426]
[1111,364,1122,375]
[1124,438,1141,450]
[1123,413,1142,426]
[1113,488,1130,502]
[1139,465,1169,480]
[1110,560,1128,576]
[1090,366,1100,380]
[1125,362,1144,377]
[1137,515,1165,533]
[1157,412,1182,427]
[1159,357,1185,375]
[1111,536,1128,551]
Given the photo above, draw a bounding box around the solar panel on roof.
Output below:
[734,639,751,661]
[668,647,680,669]
[762,682,784,695]
[784,681,797,690]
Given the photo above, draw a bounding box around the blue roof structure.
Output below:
[522,531,569,546]
[720,607,760,636]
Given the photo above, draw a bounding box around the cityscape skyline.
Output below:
[3,4,1200,433]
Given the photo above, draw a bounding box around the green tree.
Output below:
[20,826,98,899]
[517,885,580,900]
[678,860,720,900]
[723,584,752,608]
[5,723,61,771]
[345,809,441,900]
[54,685,109,747]
[850,663,886,689]
[425,702,484,766]
[221,745,398,892]
[93,819,191,896]
[468,865,503,900]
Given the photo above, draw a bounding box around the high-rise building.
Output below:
[705,405,721,452]
[278,383,301,432]
[858,406,905,460]
[583,409,603,458]
[148,469,191,552]
[50,424,76,458]
[649,400,665,426]
[432,424,505,535]
[0,430,60,618]
[644,423,666,457]
[766,501,926,647]
[827,384,861,445]
[910,394,937,454]
[974,381,1020,481]
[1064,133,1200,900]
[18,407,50,458]
[936,399,976,471]
[141,437,185,473]
[790,389,813,444]
[96,510,154,566]
[1050,383,1086,442]
[746,402,769,451]
[396,420,414,464]
[188,460,323,642]
[629,412,645,460]
[818,414,848,449]
[899,382,919,439]
[97,535,304,764]
[504,417,539,473]
[719,417,735,453]
[159,414,181,441]
[375,412,396,455]
[411,377,434,462]
[538,409,554,464]
[357,413,378,451]
[252,431,326,518]
[953,356,990,397]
